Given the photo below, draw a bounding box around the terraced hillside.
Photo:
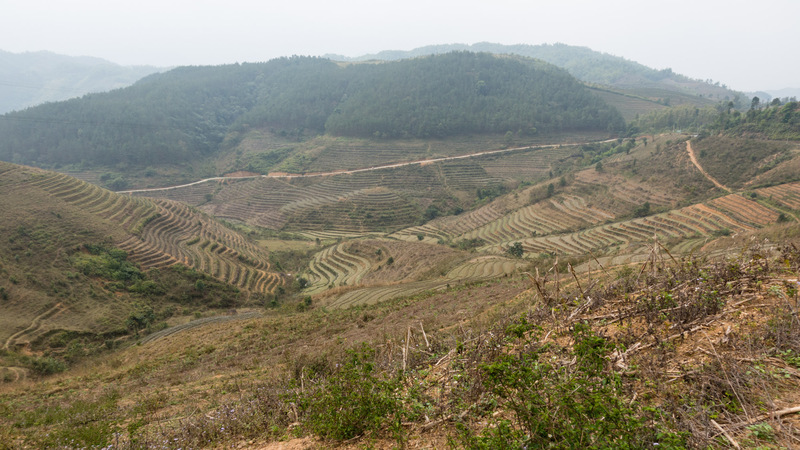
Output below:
[121,133,800,311]
[308,239,525,308]
[2,162,283,296]
[312,134,799,308]
[132,142,591,234]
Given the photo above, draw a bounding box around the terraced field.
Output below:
[707,194,779,227]
[481,196,760,258]
[756,182,800,210]
[456,196,614,245]
[24,170,284,294]
[128,142,605,234]
[304,242,372,294]
[305,140,431,172]
[480,145,576,180]
[323,254,524,309]
[390,202,508,243]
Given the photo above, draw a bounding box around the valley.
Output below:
[0,50,799,448]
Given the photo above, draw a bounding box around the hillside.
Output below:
[0,52,623,186]
[0,49,161,114]
[327,42,743,103]
[0,161,285,369]
[2,51,800,447]
[2,124,800,447]
[2,215,799,447]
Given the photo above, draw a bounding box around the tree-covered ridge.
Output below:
[327,42,742,100]
[0,53,623,169]
[325,52,624,138]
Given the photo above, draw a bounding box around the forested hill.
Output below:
[327,42,742,101]
[0,50,161,114]
[0,52,624,169]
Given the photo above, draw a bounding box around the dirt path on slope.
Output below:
[686,141,731,193]
[3,302,67,350]
[117,139,614,194]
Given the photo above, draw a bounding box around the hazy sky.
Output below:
[2,0,797,91]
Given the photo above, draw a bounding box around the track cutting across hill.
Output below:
[116,140,613,194]
[686,141,731,193]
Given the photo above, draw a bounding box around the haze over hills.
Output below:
[0,49,163,114]
[326,42,745,102]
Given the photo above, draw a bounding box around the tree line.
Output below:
[629,100,800,139]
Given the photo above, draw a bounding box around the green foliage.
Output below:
[72,244,143,283]
[634,201,651,217]
[476,184,507,201]
[0,53,623,170]
[29,356,68,376]
[458,322,648,448]
[125,303,155,332]
[325,53,623,139]
[629,105,720,133]
[454,238,486,251]
[293,343,403,441]
[633,100,800,139]
[506,242,524,258]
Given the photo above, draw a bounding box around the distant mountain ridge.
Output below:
[325,42,743,102]
[0,50,163,113]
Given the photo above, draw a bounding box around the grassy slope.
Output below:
[2,225,799,448]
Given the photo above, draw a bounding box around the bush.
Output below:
[457,322,650,448]
[293,343,403,441]
[506,242,524,258]
[30,356,68,376]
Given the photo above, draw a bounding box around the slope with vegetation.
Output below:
[329,42,744,102]
[2,225,800,448]
[0,52,624,189]
[2,47,800,448]
[0,161,285,382]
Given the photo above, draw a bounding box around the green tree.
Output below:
[506,242,524,258]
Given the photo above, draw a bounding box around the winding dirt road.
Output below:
[117,140,611,194]
[686,141,731,193]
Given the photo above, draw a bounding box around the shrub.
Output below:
[293,343,403,441]
[30,356,68,376]
[506,242,524,258]
[457,322,650,448]
[634,202,651,217]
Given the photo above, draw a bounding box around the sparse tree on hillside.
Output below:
[507,242,524,258]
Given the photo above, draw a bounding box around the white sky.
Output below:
[1,0,797,91]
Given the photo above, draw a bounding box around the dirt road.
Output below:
[686,141,731,193]
[117,140,613,194]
